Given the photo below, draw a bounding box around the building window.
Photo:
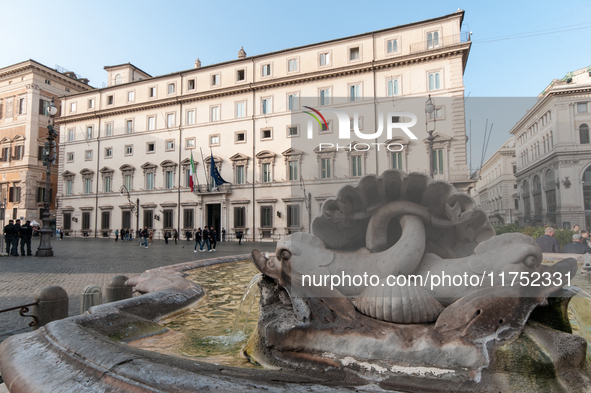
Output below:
[433,149,444,175]
[236,69,245,82]
[387,39,398,53]
[149,87,156,98]
[187,79,195,90]
[105,147,113,158]
[427,31,439,49]
[289,160,298,181]
[287,204,300,227]
[165,113,174,128]
[37,187,46,203]
[236,101,245,118]
[87,99,94,109]
[261,129,272,140]
[165,140,175,151]
[261,206,273,228]
[211,74,220,86]
[349,47,360,61]
[105,123,113,136]
[125,120,133,134]
[262,163,271,183]
[146,172,154,190]
[101,211,110,230]
[352,155,362,177]
[349,84,360,102]
[125,174,133,190]
[104,176,112,193]
[288,126,299,138]
[577,103,588,113]
[148,116,155,130]
[67,152,74,162]
[235,132,246,143]
[114,74,122,85]
[262,64,271,77]
[186,110,195,125]
[262,98,271,114]
[288,93,298,110]
[1,147,9,162]
[13,146,23,160]
[319,52,330,66]
[186,138,195,149]
[144,210,154,229]
[127,91,134,102]
[321,158,331,179]
[45,79,51,85]
[86,126,93,139]
[82,212,91,230]
[9,187,20,202]
[122,211,131,230]
[210,135,220,146]
[163,210,174,229]
[167,83,175,94]
[107,95,114,105]
[234,206,246,228]
[288,59,298,72]
[184,209,194,228]
[428,72,441,91]
[66,180,73,196]
[63,213,71,230]
[236,165,245,184]
[84,178,92,194]
[388,78,400,96]
[165,171,174,189]
[392,152,403,169]
[580,124,590,144]
[211,106,219,121]
[320,89,330,106]
[85,150,93,161]
[70,102,77,112]
[429,107,444,120]
[125,145,133,156]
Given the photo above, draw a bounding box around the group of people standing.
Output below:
[114,229,135,242]
[536,224,591,254]
[3,219,35,256]
[193,227,218,252]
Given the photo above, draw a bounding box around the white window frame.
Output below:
[261,63,272,77]
[165,139,175,152]
[236,68,246,83]
[287,92,299,110]
[148,86,157,99]
[319,51,331,67]
[235,131,246,144]
[319,88,331,106]
[86,126,93,140]
[104,147,113,159]
[186,109,195,125]
[577,103,588,114]
[85,150,93,161]
[210,105,220,122]
[125,119,134,134]
[211,73,220,87]
[235,101,246,118]
[70,102,77,113]
[387,77,401,96]
[261,128,273,141]
[236,165,245,185]
[146,142,156,154]
[287,125,299,138]
[349,83,361,102]
[105,122,113,136]
[287,57,299,73]
[428,70,442,91]
[166,112,175,128]
[348,45,361,62]
[66,152,74,163]
[261,97,272,115]
[147,116,156,131]
[167,83,176,95]
[187,79,196,91]
[386,38,400,55]
[125,145,133,156]
[127,90,135,102]
[210,134,220,147]
[68,129,75,142]
[427,30,441,49]
[87,98,95,110]
[185,138,195,149]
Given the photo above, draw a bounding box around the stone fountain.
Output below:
[0,170,589,392]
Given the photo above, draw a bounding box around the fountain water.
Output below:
[231,273,263,340]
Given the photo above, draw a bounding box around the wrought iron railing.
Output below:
[0,302,39,327]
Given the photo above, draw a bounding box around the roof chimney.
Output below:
[194,58,201,68]
[238,47,246,59]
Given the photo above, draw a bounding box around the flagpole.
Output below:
[200,147,209,192]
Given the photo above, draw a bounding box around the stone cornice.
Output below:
[0,61,93,91]
[56,43,470,125]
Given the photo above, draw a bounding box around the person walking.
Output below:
[3,220,15,255]
[141,226,149,248]
[209,226,217,251]
[19,220,33,256]
[13,220,21,255]
[202,226,211,252]
[237,229,243,245]
[173,229,179,245]
[164,230,170,244]
[115,229,119,242]
[148,229,154,245]
[60,227,64,240]
[222,228,226,242]
[194,228,202,252]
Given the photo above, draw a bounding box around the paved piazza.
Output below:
[0,237,276,343]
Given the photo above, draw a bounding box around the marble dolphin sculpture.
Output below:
[252,170,576,326]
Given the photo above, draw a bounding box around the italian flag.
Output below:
[190,152,197,192]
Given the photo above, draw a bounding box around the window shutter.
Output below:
[39,99,44,114]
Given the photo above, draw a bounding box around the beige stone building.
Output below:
[56,10,474,240]
[512,65,591,228]
[0,60,91,225]
[471,137,518,226]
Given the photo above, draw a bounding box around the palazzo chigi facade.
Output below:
[512,65,591,229]
[56,10,473,241]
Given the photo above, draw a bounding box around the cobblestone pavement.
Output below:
[0,237,276,344]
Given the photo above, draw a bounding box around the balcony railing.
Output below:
[409,32,470,54]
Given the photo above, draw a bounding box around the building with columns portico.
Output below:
[55,10,475,241]
[512,65,591,229]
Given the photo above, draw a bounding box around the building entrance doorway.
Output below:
[207,203,221,241]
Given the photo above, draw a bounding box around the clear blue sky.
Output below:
[3,0,590,167]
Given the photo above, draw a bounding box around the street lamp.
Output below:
[0,198,6,254]
[425,95,436,178]
[36,98,58,257]
[299,177,312,233]
[120,185,139,239]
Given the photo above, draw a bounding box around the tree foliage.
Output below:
[493,225,575,248]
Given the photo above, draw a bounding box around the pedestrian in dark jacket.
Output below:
[13,220,21,256]
[209,227,217,251]
[202,227,211,251]
[236,230,243,245]
[164,231,170,244]
[141,227,149,248]
[19,221,33,256]
[194,228,203,252]
[535,227,561,253]
[562,234,591,254]
[173,229,179,245]
[3,220,16,255]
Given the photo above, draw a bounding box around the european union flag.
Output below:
[211,153,228,188]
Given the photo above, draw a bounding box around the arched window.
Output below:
[115,74,122,85]
[581,124,590,144]
[545,168,556,213]
[522,180,531,217]
[532,175,542,215]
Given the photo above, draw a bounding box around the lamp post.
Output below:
[36,98,58,257]
[120,185,139,239]
[425,95,436,179]
[299,177,312,233]
[0,198,6,254]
